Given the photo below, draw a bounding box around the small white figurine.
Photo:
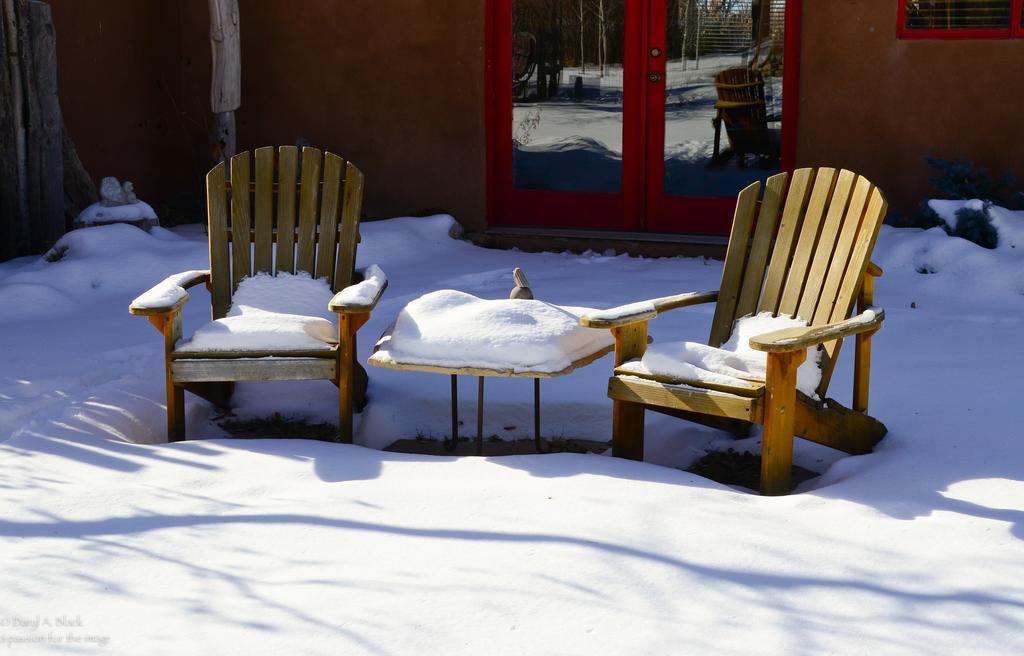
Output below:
[99,177,139,207]
[509,268,534,300]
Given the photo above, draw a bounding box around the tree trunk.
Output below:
[0,0,69,260]
[1,0,28,260]
[23,0,63,249]
[62,128,97,224]
[578,0,585,74]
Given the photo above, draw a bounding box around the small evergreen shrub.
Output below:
[945,203,999,249]
[926,156,1017,206]
[885,202,945,229]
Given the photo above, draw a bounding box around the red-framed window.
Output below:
[899,0,1024,38]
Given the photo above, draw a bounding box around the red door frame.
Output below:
[486,0,802,235]
[487,0,643,230]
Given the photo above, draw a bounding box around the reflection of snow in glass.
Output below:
[512,65,625,193]
[510,56,783,197]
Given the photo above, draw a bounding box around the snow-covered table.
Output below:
[368,290,615,454]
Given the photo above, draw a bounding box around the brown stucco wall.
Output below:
[797,0,1024,217]
[237,1,487,225]
[48,0,488,226]
[48,1,1023,234]
[49,1,210,214]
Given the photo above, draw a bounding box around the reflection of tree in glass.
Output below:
[512,0,624,72]
[665,0,784,69]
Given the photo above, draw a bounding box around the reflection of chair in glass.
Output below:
[512,32,537,101]
[711,67,781,167]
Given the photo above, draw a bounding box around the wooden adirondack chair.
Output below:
[711,67,780,167]
[580,168,888,495]
[129,146,387,443]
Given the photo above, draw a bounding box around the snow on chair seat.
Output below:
[580,168,890,496]
[615,313,824,399]
[174,272,338,355]
[129,146,384,443]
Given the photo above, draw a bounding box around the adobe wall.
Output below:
[797,0,1024,216]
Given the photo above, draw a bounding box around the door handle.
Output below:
[648,72,662,83]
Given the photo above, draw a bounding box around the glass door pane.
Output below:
[511,0,626,193]
[662,0,784,198]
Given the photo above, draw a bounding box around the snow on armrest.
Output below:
[748,308,885,353]
[579,301,658,329]
[580,290,719,329]
[129,270,210,316]
[329,264,388,313]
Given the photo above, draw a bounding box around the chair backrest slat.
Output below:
[253,146,275,274]
[229,151,252,290]
[795,169,857,321]
[334,161,364,290]
[275,146,299,274]
[206,162,232,319]
[777,168,837,317]
[315,153,345,281]
[708,180,761,347]
[295,147,322,275]
[815,186,887,395]
[734,171,788,320]
[811,175,873,327]
[710,167,887,398]
[757,168,815,315]
[206,146,366,317]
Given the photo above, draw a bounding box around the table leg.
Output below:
[534,378,543,453]
[446,374,458,451]
[476,376,484,456]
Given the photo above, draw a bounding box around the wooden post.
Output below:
[853,272,875,413]
[209,0,240,162]
[761,349,806,496]
[610,322,649,461]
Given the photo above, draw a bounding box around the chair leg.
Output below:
[337,313,371,444]
[155,312,185,442]
[612,400,645,461]
[761,350,806,496]
[167,382,185,442]
[338,321,354,444]
[712,114,723,162]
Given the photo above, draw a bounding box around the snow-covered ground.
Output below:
[1,211,1023,654]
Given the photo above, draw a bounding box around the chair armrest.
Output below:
[580,291,719,329]
[867,261,883,277]
[715,100,763,110]
[129,270,210,316]
[748,308,885,353]
[329,264,388,314]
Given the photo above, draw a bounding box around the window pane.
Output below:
[512,0,625,193]
[663,0,784,198]
[904,0,1010,30]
